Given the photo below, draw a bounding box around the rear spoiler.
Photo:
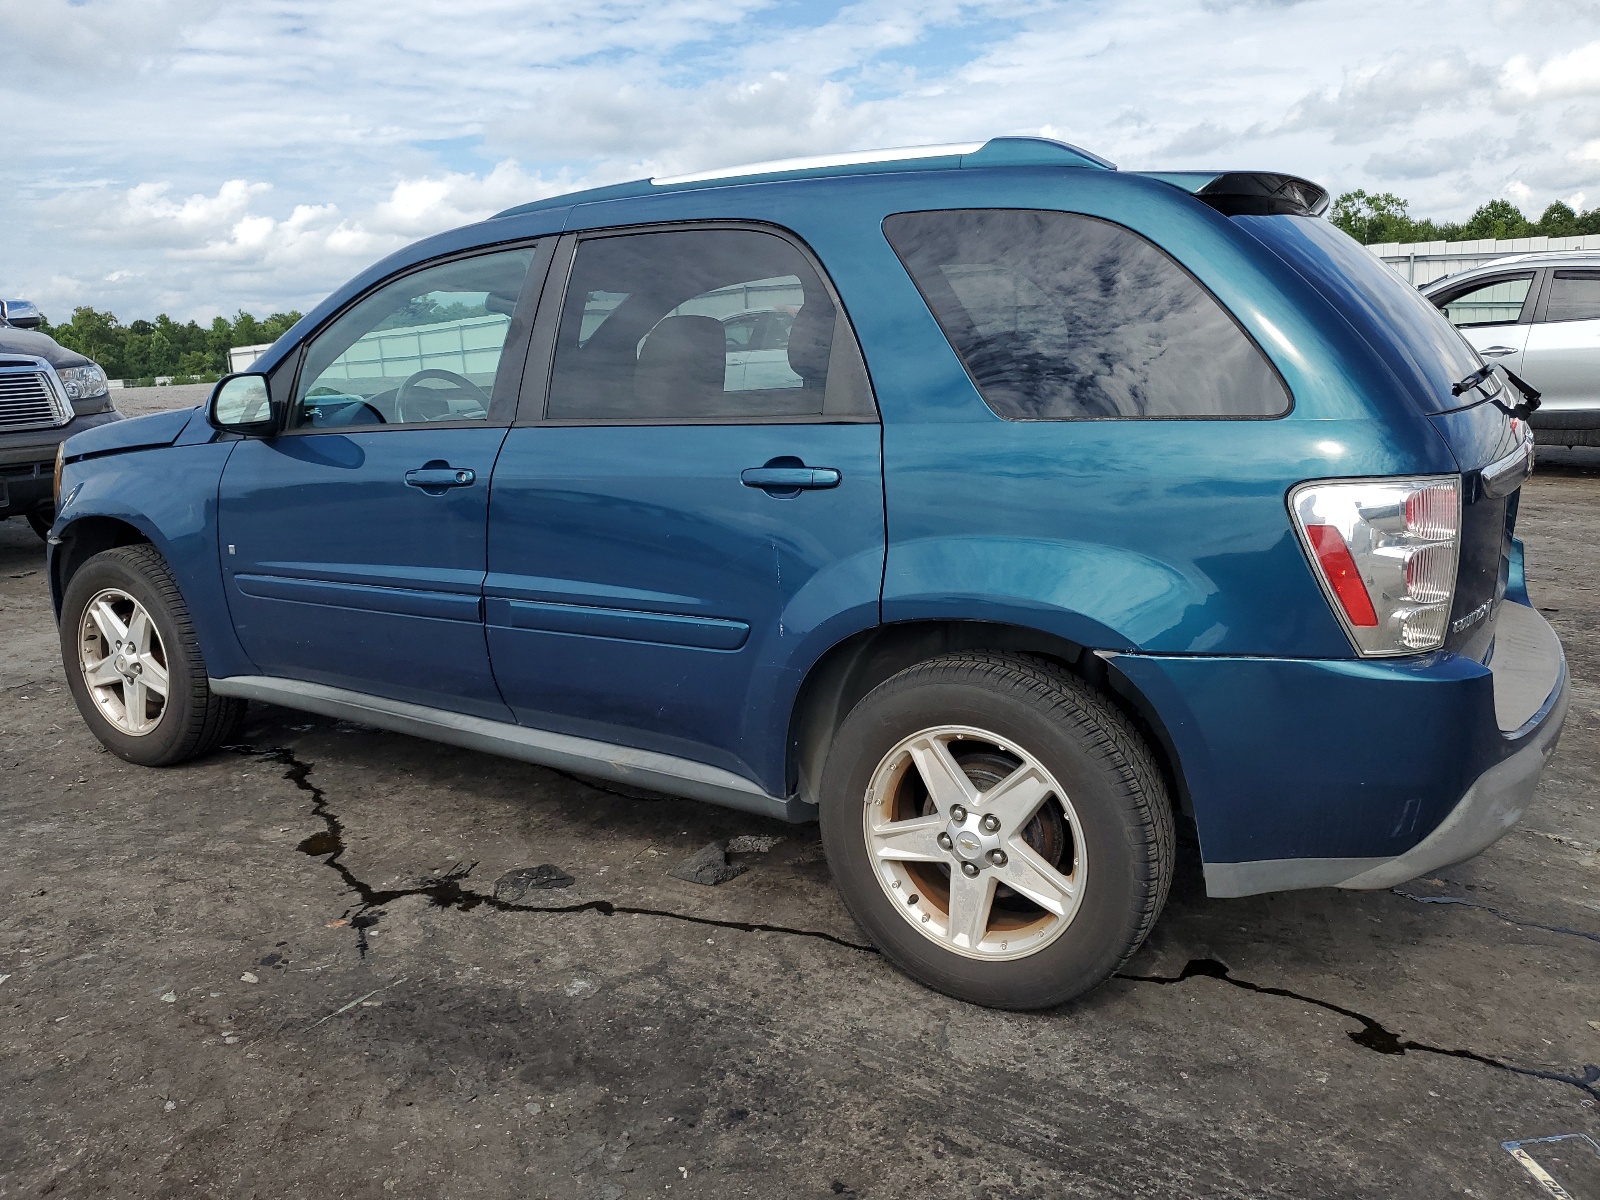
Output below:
[1137,171,1330,218]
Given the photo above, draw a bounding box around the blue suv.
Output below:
[48,138,1568,1009]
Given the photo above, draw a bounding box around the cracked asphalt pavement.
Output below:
[3,421,1599,1198]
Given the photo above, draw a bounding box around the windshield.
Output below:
[1234,215,1483,414]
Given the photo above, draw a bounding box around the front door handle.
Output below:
[741,466,841,491]
[1481,346,1520,357]
[405,465,476,491]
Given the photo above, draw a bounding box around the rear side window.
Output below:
[545,228,875,422]
[883,209,1289,420]
[1543,270,1600,323]
[1435,273,1534,327]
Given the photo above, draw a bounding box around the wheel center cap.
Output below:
[944,816,1002,864]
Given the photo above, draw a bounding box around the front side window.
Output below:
[1437,273,1534,327]
[1543,270,1600,323]
[884,209,1290,420]
[545,228,874,421]
[291,247,536,429]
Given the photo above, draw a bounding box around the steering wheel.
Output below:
[394,369,491,424]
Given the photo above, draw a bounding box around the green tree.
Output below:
[232,310,263,346]
[1459,198,1533,241]
[1537,201,1580,237]
[50,308,127,377]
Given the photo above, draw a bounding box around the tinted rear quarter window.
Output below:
[883,209,1289,420]
[1544,270,1600,323]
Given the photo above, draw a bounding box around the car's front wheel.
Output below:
[820,653,1174,1010]
[60,545,245,765]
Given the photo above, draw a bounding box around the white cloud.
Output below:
[1283,51,1477,143]
[5,0,1600,320]
[1500,39,1600,101]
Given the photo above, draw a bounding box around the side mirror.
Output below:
[208,373,278,436]
[1,299,43,330]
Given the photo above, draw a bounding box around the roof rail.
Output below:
[494,136,1115,218]
[1138,171,1330,218]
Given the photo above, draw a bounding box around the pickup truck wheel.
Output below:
[26,503,53,540]
[820,653,1173,1010]
[60,545,246,766]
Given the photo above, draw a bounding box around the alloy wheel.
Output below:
[78,587,169,736]
[862,725,1086,961]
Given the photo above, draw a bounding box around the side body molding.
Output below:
[208,675,815,823]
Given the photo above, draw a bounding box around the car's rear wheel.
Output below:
[60,545,246,765]
[820,652,1173,1009]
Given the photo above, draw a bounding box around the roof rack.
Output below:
[494,136,1116,218]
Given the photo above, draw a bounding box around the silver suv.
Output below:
[1421,252,1600,448]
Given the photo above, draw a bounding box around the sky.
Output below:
[3,0,1599,323]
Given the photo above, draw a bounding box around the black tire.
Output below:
[819,652,1174,1010]
[60,545,246,766]
[26,503,53,540]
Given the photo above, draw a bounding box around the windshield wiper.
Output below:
[1450,363,1497,397]
[1494,366,1542,420]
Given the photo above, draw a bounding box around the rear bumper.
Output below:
[1109,601,1568,898]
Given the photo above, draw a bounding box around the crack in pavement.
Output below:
[1391,887,1600,946]
[229,744,876,954]
[1116,958,1600,1102]
[232,741,1600,1101]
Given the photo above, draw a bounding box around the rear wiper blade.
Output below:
[1450,363,1497,396]
[1492,365,1542,420]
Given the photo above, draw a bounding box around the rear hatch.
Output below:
[1232,213,1527,662]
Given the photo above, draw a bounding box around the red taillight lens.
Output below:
[1291,476,1462,656]
[1304,524,1378,626]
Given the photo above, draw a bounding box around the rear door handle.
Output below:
[1481,346,1519,357]
[741,466,842,491]
[405,466,476,490]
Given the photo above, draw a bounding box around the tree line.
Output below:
[1331,192,1600,246]
[39,307,302,385]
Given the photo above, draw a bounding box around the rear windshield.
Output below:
[1233,215,1483,414]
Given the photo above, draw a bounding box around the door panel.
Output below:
[484,424,883,790]
[1432,270,1537,376]
[1523,271,1600,419]
[216,242,544,717]
[1458,323,1529,375]
[219,427,513,719]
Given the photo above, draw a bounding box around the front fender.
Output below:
[52,441,255,679]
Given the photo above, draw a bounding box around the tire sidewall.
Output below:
[60,550,198,764]
[821,667,1159,1010]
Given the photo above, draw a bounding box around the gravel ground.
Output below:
[109,383,214,418]
[2,400,1598,1198]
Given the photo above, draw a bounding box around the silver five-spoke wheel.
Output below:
[864,725,1085,961]
[78,587,169,736]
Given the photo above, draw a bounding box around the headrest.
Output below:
[636,315,725,412]
[786,300,834,387]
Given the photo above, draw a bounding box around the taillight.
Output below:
[1290,476,1462,656]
